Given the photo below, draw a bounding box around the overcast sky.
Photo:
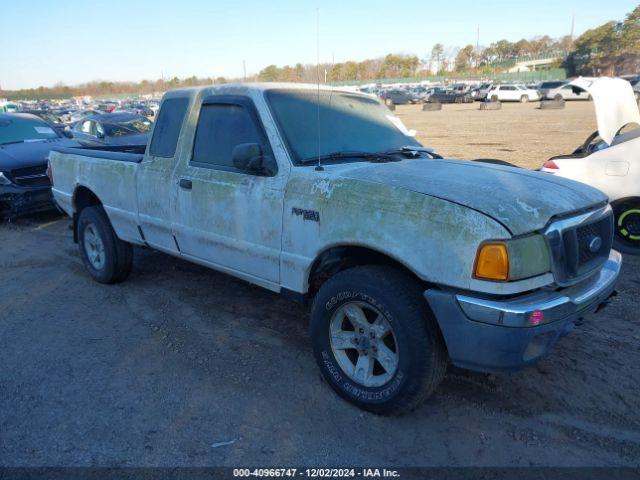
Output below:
[1,0,637,90]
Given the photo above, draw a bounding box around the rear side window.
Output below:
[191,104,262,169]
[80,120,94,134]
[149,97,188,158]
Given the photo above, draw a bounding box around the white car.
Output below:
[544,83,592,101]
[541,77,640,254]
[487,84,540,102]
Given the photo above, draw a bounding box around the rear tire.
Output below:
[554,94,563,101]
[612,199,640,255]
[520,95,529,103]
[310,266,447,415]
[77,206,133,283]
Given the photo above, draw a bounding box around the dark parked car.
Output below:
[124,103,154,117]
[380,89,420,105]
[71,112,152,147]
[21,109,70,136]
[428,89,474,103]
[537,80,568,98]
[69,109,102,123]
[0,113,79,219]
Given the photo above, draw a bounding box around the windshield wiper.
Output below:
[300,150,400,165]
[382,146,443,159]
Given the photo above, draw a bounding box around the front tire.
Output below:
[310,266,447,415]
[520,95,529,103]
[612,200,640,255]
[77,206,133,283]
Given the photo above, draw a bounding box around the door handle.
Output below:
[179,178,192,190]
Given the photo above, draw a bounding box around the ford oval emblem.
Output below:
[588,236,603,253]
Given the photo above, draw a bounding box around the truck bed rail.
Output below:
[51,145,145,163]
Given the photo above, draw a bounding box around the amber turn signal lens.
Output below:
[474,243,509,281]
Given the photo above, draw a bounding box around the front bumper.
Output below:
[425,250,622,373]
[0,184,55,219]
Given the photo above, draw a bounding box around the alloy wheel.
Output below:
[329,301,399,388]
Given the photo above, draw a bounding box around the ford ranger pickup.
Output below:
[49,83,622,414]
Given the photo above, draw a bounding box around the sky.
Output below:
[1,0,637,90]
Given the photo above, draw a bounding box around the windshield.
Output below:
[266,89,420,165]
[0,115,59,145]
[103,117,152,137]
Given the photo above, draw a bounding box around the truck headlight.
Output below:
[0,172,12,185]
[473,235,550,282]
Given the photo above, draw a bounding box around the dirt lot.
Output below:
[1,103,639,468]
[397,100,597,169]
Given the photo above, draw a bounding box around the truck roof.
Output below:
[163,82,362,99]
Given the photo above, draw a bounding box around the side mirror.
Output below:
[96,131,105,139]
[232,143,276,175]
[62,129,74,139]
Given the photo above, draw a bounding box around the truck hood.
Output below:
[334,159,607,235]
[569,77,640,145]
[0,137,79,172]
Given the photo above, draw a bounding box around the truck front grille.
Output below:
[544,206,613,286]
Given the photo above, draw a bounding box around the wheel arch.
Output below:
[71,185,104,243]
[306,244,430,297]
[610,195,640,208]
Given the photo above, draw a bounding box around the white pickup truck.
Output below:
[49,83,622,414]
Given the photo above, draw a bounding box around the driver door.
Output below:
[171,95,285,289]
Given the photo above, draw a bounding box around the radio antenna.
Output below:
[315,7,324,171]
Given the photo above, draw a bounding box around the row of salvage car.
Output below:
[366,76,640,105]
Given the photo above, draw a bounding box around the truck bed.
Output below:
[49,146,143,244]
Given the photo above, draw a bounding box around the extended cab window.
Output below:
[191,103,262,169]
[149,97,188,158]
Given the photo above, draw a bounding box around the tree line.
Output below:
[567,5,640,76]
[3,5,638,100]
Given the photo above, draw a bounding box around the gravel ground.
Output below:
[1,102,639,467]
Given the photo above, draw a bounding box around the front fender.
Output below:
[282,173,523,294]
